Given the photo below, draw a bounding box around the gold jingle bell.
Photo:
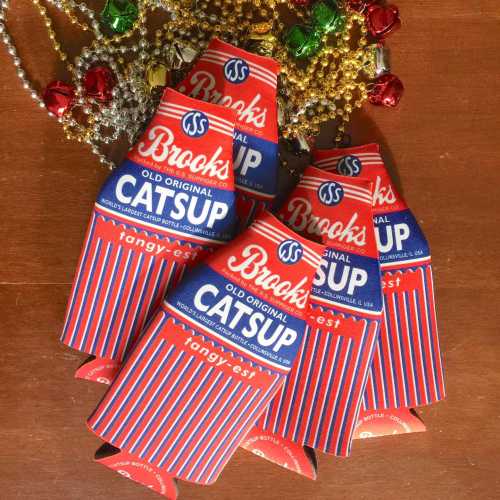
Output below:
[249,21,273,35]
[246,21,276,56]
[146,61,170,90]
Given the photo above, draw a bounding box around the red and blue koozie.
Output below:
[177,38,280,227]
[313,143,445,410]
[87,211,325,485]
[61,88,238,383]
[254,167,383,458]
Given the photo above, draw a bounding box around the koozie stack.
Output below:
[58,39,445,497]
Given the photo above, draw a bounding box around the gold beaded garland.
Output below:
[4,0,377,165]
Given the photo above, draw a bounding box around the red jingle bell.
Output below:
[366,4,401,39]
[84,66,116,102]
[346,0,377,12]
[43,80,75,117]
[368,73,404,107]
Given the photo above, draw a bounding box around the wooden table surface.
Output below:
[1,1,499,499]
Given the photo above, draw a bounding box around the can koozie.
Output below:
[313,143,445,409]
[61,88,238,382]
[255,166,383,457]
[87,211,325,485]
[177,38,280,227]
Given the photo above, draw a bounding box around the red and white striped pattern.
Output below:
[315,150,383,170]
[61,210,193,361]
[250,218,323,270]
[88,313,283,484]
[363,266,445,409]
[200,49,278,89]
[258,314,379,456]
[299,175,373,205]
[157,101,235,138]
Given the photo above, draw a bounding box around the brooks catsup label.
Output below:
[255,166,383,458]
[61,88,238,367]
[313,144,445,411]
[87,211,325,485]
[178,38,280,206]
[314,144,430,270]
[279,166,382,316]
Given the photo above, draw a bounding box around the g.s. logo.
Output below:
[223,58,250,84]
[336,155,362,177]
[181,110,209,137]
[318,181,344,206]
[277,239,303,265]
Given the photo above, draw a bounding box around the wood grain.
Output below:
[1,1,500,498]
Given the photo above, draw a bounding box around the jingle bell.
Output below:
[311,1,345,34]
[374,44,390,76]
[366,4,401,40]
[43,80,75,117]
[285,25,322,59]
[101,0,138,34]
[247,22,276,56]
[368,73,404,107]
[249,21,274,35]
[84,66,115,102]
[346,0,377,12]
[174,43,198,64]
[146,61,170,89]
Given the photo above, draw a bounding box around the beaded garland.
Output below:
[0,0,401,168]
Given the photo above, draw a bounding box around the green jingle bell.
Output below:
[101,0,138,34]
[311,1,346,34]
[285,25,322,59]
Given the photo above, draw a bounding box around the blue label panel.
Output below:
[312,249,382,313]
[98,160,236,243]
[374,209,430,265]
[166,265,305,371]
[233,130,278,198]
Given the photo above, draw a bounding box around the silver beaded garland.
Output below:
[0,0,200,170]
